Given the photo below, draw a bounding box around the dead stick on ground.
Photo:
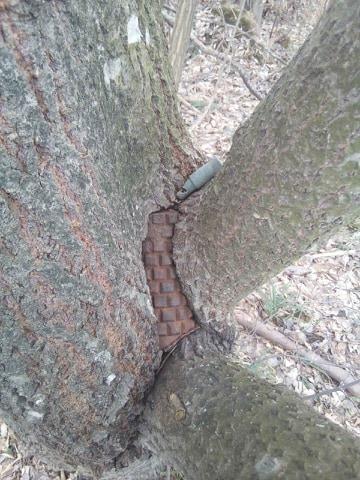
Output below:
[191,32,263,101]
[217,20,287,65]
[156,327,200,375]
[163,11,263,101]
[234,307,360,397]
[178,94,201,114]
[304,379,360,400]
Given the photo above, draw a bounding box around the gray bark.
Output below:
[0,0,196,473]
[174,0,360,338]
[145,354,360,480]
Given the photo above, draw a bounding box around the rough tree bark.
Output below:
[0,0,196,473]
[0,0,359,478]
[145,355,360,480]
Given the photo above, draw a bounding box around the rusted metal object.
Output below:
[143,210,197,350]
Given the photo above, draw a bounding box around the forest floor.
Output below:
[1,1,359,480]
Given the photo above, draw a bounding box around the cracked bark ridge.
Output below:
[143,210,196,350]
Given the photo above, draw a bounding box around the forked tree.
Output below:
[0,0,359,479]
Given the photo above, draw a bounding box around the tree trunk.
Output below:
[145,354,360,480]
[174,0,360,336]
[0,0,196,473]
[1,0,360,477]
[251,0,264,32]
[169,0,198,89]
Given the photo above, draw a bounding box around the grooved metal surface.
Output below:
[143,210,196,350]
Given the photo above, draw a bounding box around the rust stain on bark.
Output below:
[46,49,88,156]
[3,295,37,342]
[49,164,113,296]
[45,50,109,213]
[47,166,138,369]
[169,133,201,179]
[0,109,29,173]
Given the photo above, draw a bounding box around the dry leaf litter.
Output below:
[1,1,359,479]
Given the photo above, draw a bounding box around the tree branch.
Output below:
[190,0,247,130]
[304,379,360,401]
[169,0,198,89]
[145,354,360,480]
[234,308,360,397]
[226,23,288,65]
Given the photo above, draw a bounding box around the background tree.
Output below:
[0,0,359,478]
[169,0,198,89]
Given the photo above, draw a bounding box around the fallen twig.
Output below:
[178,94,201,114]
[234,308,360,397]
[307,249,357,259]
[0,457,21,478]
[156,326,200,375]
[190,1,246,131]
[304,379,360,400]
[190,32,263,101]
[215,20,287,65]
[163,3,177,15]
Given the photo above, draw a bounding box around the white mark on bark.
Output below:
[127,15,142,44]
[0,424,7,438]
[27,410,44,422]
[103,58,122,87]
[106,373,116,385]
[34,394,45,405]
[255,454,284,479]
[9,374,29,386]
[343,152,360,166]
[145,28,151,46]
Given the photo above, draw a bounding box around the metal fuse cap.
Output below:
[176,156,222,200]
